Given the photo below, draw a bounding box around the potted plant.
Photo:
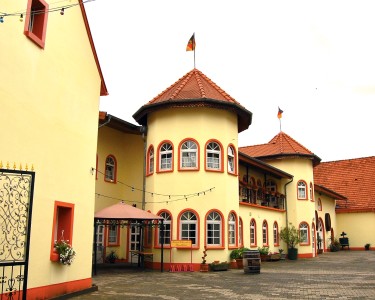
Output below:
[200,246,209,272]
[209,261,229,271]
[54,239,76,266]
[106,250,118,263]
[230,247,250,269]
[279,248,286,260]
[280,223,302,260]
[329,238,341,252]
[365,243,370,250]
[258,246,270,261]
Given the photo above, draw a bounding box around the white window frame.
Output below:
[160,143,173,171]
[149,147,154,174]
[105,156,116,182]
[297,181,307,199]
[206,142,221,170]
[227,146,235,173]
[159,212,171,245]
[262,221,268,245]
[206,211,222,246]
[250,219,256,246]
[180,140,197,169]
[228,213,236,246]
[273,222,278,245]
[108,225,118,244]
[300,222,309,244]
[180,211,197,246]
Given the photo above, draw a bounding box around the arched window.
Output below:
[158,211,171,246]
[262,220,268,245]
[158,142,173,172]
[227,145,236,174]
[206,211,222,246]
[180,140,198,169]
[180,211,197,246]
[273,222,279,245]
[147,146,154,175]
[239,218,243,247]
[297,180,307,199]
[250,219,256,246]
[310,182,314,201]
[105,155,117,182]
[299,222,309,244]
[228,213,236,246]
[206,141,222,171]
[317,198,322,211]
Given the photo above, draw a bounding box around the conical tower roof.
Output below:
[133,68,252,132]
[239,131,321,166]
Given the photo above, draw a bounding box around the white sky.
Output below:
[85,0,375,162]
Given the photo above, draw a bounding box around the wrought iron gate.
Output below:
[0,169,35,300]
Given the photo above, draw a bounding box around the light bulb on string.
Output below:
[19,14,23,22]
[60,8,65,15]
[0,16,4,23]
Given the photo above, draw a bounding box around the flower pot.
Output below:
[200,264,209,272]
[236,258,243,269]
[287,248,298,260]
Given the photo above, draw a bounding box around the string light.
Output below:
[0,0,95,23]
[94,168,215,199]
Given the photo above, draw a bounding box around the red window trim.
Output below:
[227,143,238,176]
[297,180,308,200]
[50,201,75,262]
[104,154,117,183]
[106,225,121,247]
[156,140,174,173]
[250,218,257,247]
[273,221,280,246]
[204,209,225,249]
[238,217,244,248]
[146,145,154,176]
[24,0,49,48]
[204,139,224,173]
[154,209,173,249]
[178,138,200,172]
[299,221,310,246]
[177,208,200,249]
[262,220,269,246]
[227,211,238,248]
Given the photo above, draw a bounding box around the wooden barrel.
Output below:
[243,250,261,274]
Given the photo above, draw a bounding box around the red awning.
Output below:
[94,202,163,220]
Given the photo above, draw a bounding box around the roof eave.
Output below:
[132,98,252,132]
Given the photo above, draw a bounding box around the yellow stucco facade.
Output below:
[1,0,104,298]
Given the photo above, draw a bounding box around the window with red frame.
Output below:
[206,141,222,171]
[227,145,236,174]
[273,222,279,245]
[262,220,268,245]
[297,180,307,199]
[250,219,256,246]
[24,0,49,48]
[147,146,154,175]
[105,155,117,182]
[228,212,236,246]
[299,222,309,244]
[50,201,74,261]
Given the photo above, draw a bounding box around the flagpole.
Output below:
[279,118,281,132]
[194,48,196,69]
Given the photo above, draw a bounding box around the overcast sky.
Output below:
[85,0,374,162]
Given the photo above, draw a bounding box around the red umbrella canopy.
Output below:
[94,202,163,220]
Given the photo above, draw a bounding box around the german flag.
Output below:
[277,107,283,119]
[186,33,196,51]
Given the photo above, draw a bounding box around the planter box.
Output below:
[270,254,281,261]
[209,263,229,271]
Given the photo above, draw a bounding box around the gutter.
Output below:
[99,115,112,128]
[284,177,294,227]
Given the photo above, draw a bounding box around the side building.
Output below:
[1,0,107,298]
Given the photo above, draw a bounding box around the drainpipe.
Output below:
[140,126,147,210]
[284,177,294,227]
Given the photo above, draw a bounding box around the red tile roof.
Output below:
[314,156,375,212]
[133,68,252,132]
[239,131,321,165]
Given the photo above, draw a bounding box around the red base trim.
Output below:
[26,278,92,300]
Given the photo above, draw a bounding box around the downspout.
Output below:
[140,126,147,210]
[284,177,294,227]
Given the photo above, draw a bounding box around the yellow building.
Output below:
[1,0,107,298]
[96,68,358,271]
